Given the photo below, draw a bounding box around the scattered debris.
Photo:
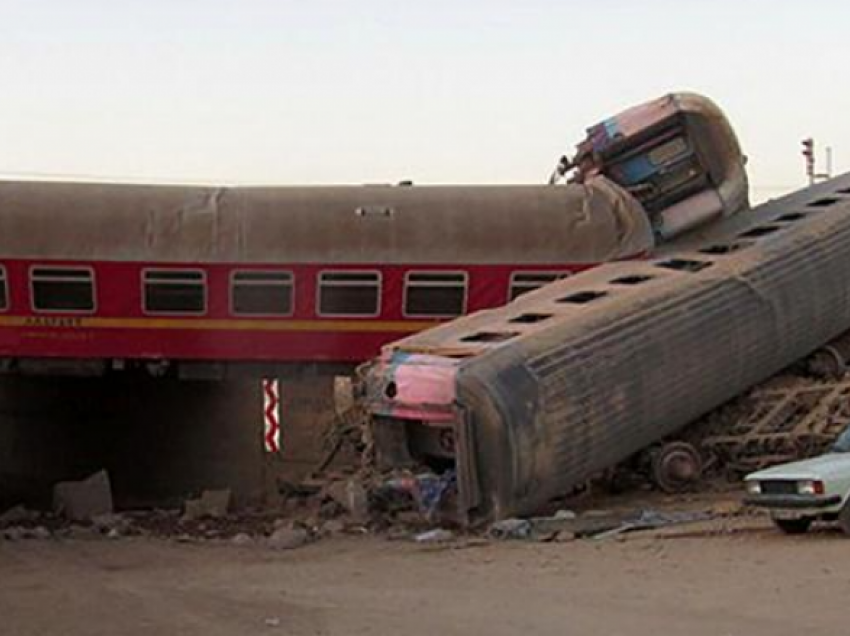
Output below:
[0,505,39,526]
[590,510,714,541]
[488,508,716,542]
[53,470,113,522]
[371,471,456,521]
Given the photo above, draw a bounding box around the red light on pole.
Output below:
[802,138,815,185]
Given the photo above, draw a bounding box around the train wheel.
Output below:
[651,441,703,493]
[808,347,846,379]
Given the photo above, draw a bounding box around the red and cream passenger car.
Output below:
[0,177,651,373]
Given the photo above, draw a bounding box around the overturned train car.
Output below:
[362,174,850,524]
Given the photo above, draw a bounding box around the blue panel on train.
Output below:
[609,154,659,186]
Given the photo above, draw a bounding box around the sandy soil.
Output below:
[1,511,848,636]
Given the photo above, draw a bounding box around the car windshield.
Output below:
[832,426,850,453]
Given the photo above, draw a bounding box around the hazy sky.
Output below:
[0,1,846,201]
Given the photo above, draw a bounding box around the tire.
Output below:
[772,516,812,535]
[837,502,850,535]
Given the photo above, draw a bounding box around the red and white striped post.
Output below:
[262,378,281,453]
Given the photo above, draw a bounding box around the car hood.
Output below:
[747,453,850,481]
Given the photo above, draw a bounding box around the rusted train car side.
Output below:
[364,175,850,524]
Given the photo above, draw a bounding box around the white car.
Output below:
[744,428,850,535]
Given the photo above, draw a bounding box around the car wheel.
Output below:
[772,516,812,535]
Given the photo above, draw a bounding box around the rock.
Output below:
[0,505,38,526]
[385,527,414,541]
[92,513,131,534]
[414,528,455,544]
[712,501,743,517]
[553,509,577,521]
[53,470,113,522]
[29,526,51,540]
[2,526,26,541]
[322,519,346,535]
[394,510,425,526]
[555,531,577,543]
[231,533,253,546]
[267,526,310,550]
[106,528,122,540]
[489,518,532,540]
[182,489,231,521]
[324,479,370,522]
[65,524,95,540]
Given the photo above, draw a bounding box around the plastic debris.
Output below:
[414,528,455,543]
[488,518,533,540]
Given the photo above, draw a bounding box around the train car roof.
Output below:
[0,177,652,264]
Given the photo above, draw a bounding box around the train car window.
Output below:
[30,267,95,313]
[403,272,467,317]
[231,271,293,316]
[509,272,570,301]
[0,266,7,311]
[317,271,381,317]
[143,269,206,314]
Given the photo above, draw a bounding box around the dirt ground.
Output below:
[1,508,848,636]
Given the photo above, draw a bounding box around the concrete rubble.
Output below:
[322,479,370,523]
[182,489,232,521]
[53,470,114,522]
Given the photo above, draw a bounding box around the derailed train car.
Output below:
[362,174,850,524]
[0,93,747,372]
